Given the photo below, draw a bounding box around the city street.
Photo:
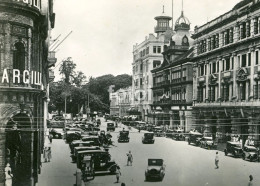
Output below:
[87,118,260,186]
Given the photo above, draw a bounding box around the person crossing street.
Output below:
[126,151,133,166]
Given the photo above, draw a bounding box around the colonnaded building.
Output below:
[192,0,260,145]
[0,0,55,185]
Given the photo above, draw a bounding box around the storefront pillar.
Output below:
[0,129,6,186]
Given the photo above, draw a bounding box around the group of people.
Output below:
[43,147,52,162]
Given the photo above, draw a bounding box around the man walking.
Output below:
[215,152,219,169]
[115,165,121,183]
[248,175,253,186]
[126,151,133,166]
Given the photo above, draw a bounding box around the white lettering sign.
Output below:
[1,69,42,86]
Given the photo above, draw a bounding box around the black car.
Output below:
[107,123,115,131]
[242,145,260,162]
[142,132,155,144]
[118,131,130,143]
[224,141,243,158]
[172,129,185,141]
[188,131,203,146]
[96,119,101,126]
[145,159,165,181]
[49,129,63,139]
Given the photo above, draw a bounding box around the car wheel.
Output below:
[250,157,253,162]
[145,176,149,181]
[242,154,245,160]
[224,150,227,156]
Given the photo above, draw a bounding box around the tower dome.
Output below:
[174,11,190,31]
[154,6,172,35]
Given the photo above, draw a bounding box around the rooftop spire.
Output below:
[163,5,165,13]
[182,0,183,12]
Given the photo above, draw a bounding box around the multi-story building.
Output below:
[150,10,194,132]
[109,86,132,118]
[0,0,56,185]
[192,0,260,145]
[132,9,173,122]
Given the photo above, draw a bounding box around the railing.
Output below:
[154,26,172,33]
[194,100,260,107]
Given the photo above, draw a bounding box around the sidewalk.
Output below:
[37,138,78,186]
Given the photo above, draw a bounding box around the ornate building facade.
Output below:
[192,0,260,145]
[150,10,194,132]
[0,0,55,185]
[132,9,173,122]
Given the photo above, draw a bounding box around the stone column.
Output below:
[250,48,255,99]
[218,58,223,100]
[0,129,6,186]
[233,53,238,99]
[205,61,209,99]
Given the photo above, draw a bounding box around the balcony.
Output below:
[48,51,57,68]
[153,99,189,106]
[49,69,55,82]
[194,100,260,108]
[154,26,172,33]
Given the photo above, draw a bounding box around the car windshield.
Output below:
[148,159,163,166]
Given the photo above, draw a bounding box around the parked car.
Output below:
[82,136,101,146]
[107,123,115,131]
[49,128,64,139]
[224,141,243,158]
[188,131,203,146]
[145,159,165,181]
[165,129,174,138]
[154,127,164,137]
[142,132,155,144]
[242,145,260,162]
[199,136,217,150]
[172,129,185,141]
[118,130,130,143]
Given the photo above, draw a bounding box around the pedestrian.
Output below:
[43,147,48,162]
[49,134,53,143]
[248,175,253,186]
[115,165,121,183]
[47,147,52,162]
[5,163,12,186]
[126,151,133,166]
[215,151,219,169]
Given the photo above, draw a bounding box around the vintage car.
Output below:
[118,130,130,143]
[224,141,243,158]
[82,136,101,146]
[188,131,203,146]
[107,123,115,131]
[66,131,82,143]
[77,150,117,175]
[172,129,185,141]
[71,146,101,162]
[145,159,165,181]
[165,129,174,138]
[70,140,94,154]
[242,145,260,162]
[154,127,164,137]
[142,132,155,144]
[49,128,64,139]
[199,136,217,150]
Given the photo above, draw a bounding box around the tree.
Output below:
[73,71,86,87]
[59,57,76,84]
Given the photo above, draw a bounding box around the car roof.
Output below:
[78,150,107,154]
[144,132,154,134]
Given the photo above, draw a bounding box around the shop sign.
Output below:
[1,69,42,85]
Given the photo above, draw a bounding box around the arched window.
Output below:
[13,42,25,71]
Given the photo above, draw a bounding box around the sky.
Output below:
[51,0,239,81]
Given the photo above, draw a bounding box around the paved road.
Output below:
[87,118,260,186]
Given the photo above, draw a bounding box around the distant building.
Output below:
[132,8,173,122]
[192,0,260,145]
[0,0,56,185]
[109,86,132,117]
[150,10,194,132]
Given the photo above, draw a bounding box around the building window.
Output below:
[246,21,251,37]
[239,82,246,100]
[254,84,258,99]
[254,18,259,35]
[230,28,233,43]
[242,54,247,67]
[256,51,259,65]
[153,60,161,68]
[153,46,156,53]
[225,58,230,71]
[231,57,234,69]
[140,63,143,72]
[13,42,25,71]
[248,53,251,66]
[224,84,229,101]
[157,46,161,53]
[140,78,143,85]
